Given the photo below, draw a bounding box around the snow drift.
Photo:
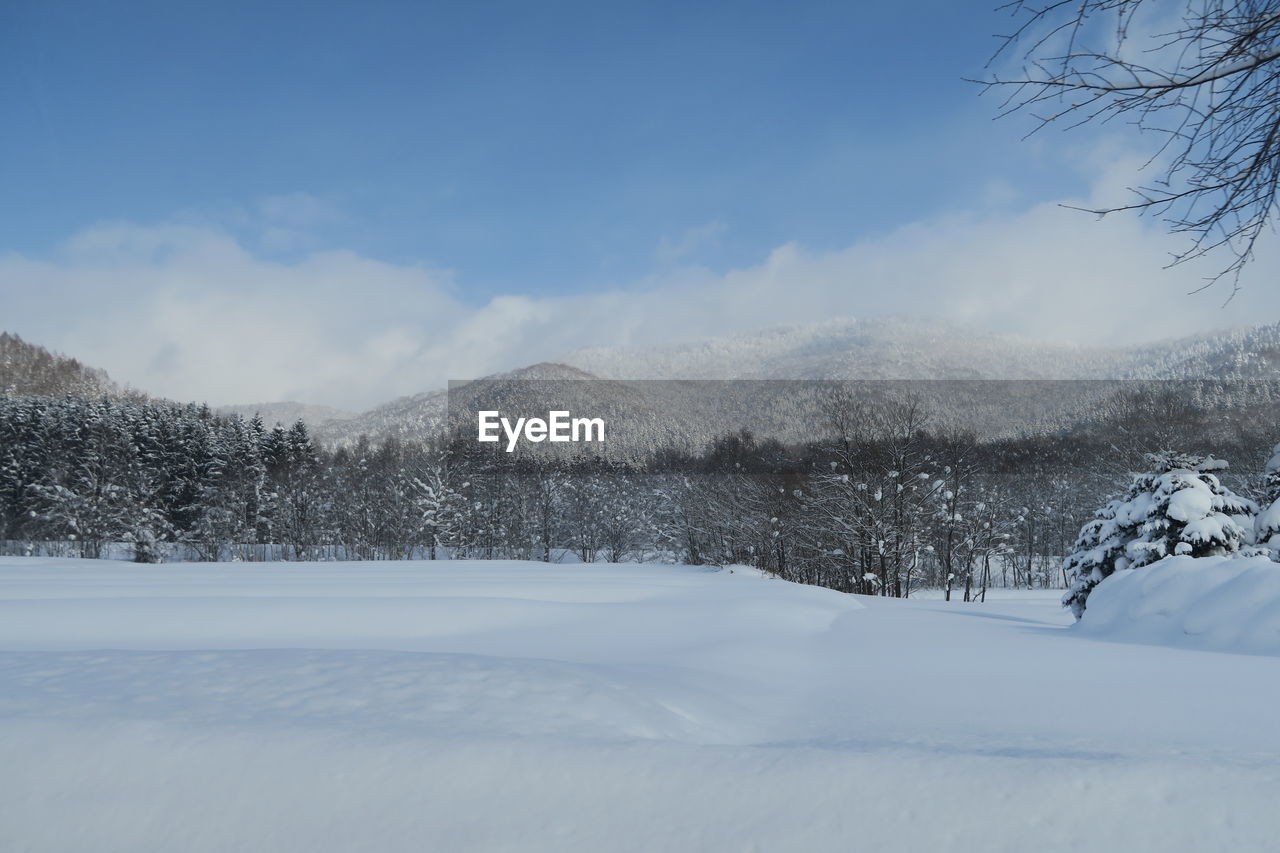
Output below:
[1077,554,1280,655]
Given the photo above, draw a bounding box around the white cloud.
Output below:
[0,227,465,409]
[2,172,1276,410]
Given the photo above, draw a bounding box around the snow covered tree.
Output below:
[651,473,719,567]
[521,461,568,562]
[562,466,607,563]
[266,421,326,560]
[1062,452,1254,619]
[968,490,1017,603]
[595,466,656,563]
[410,460,465,559]
[124,499,171,563]
[1253,442,1280,555]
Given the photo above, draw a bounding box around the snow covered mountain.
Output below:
[310,318,1280,447]
[561,316,1280,381]
[215,401,358,429]
[311,363,603,447]
[0,332,128,399]
[9,317,1280,448]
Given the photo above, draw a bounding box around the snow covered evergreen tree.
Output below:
[409,462,463,559]
[1252,443,1280,555]
[1062,452,1254,619]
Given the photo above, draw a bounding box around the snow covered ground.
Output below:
[1077,554,1280,655]
[1,558,1277,852]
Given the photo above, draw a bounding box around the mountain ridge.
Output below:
[560,316,1278,381]
[309,318,1280,446]
[0,332,129,400]
[9,317,1280,448]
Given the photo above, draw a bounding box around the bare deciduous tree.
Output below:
[984,0,1280,289]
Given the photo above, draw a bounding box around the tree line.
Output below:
[2,387,1276,600]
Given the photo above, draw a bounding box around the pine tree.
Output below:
[121,409,172,562]
[1253,442,1280,555]
[1062,452,1254,619]
[272,420,324,560]
[410,460,464,559]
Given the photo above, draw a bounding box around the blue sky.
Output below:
[3,0,1277,407]
[3,0,1078,298]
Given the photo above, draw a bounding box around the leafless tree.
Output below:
[984,0,1280,290]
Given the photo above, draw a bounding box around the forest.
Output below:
[4,380,1279,601]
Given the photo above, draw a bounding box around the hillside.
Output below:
[0,332,123,399]
[312,362,605,447]
[215,401,358,429]
[561,316,1280,381]
[12,319,1280,449]
[313,318,1280,448]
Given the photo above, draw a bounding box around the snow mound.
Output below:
[1077,555,1280,655]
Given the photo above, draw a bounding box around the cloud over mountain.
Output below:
[3,168,1277,409]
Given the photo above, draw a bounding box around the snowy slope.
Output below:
[310,362,599,447]
[2,558,1278,852]
[0,331,126,399]
[564,316,1110,380]
[308,318,1280,447]
[1078,555,1280,655]
[563,316,1280,381]
[15,318,1280,448]
[215,400,358,429]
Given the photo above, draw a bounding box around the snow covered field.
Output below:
[2,558,1278,852]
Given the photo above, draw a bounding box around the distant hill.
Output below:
[15,317,1280,450]
[311,363,599,447]
[309,318,1280,449]
[560,316,1280,382]
[215,401,358,430]
[0,332,124,399]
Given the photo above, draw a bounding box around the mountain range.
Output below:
[563,317,1280,382]
[6,317,1280,448]
[308,317,1280,447]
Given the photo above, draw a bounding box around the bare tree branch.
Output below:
[980,0,1280,293]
